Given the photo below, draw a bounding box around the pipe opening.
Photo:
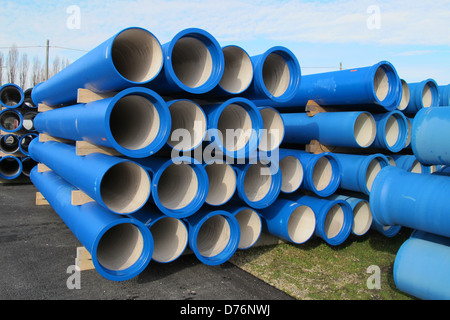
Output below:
[374,66,389,102]
[0,110,21,132]
[405,118,412,147]
[218,103,252,152]
[324,204,345,239]
[288,205,316,244]
[312,156,333,192]
[385,114,400,148]
[354,113,376,148]
[279,156,303,193]
[422,83,433,108]
[234,208,261,249]
[244,162,272,202]
[19,134,36,154]
[0,157,21,178]
[109,94,161,151]
[111,28,163,83]
[398,80,410,111]
[172,37,213,88]
[21,158,37,177]
[366,158,383,192]
[168,100,206,150]
[0,85,22,107]
[157,162,199,210]
[150,217,188,263]
[262,53,291,97]
[196,215,231,257]
[0,135,19,153]
[100,162,151,214]
[96,223,144,271]
[259,107,285,152]
[220,46,253,94]
[23,112,37,131]
[205,162,236,206]
[352,201,372,236]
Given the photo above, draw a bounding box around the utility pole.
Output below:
[340,62,343,70]
[45,39,49,80]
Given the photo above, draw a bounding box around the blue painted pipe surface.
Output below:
[411,107,450,166]
[221,204,262,249]
[0,83,24,109]
[30,168,154,281]
[370,165,450,238]
[394,230,450,300]
[331,153,389,195]
[403,79,439,114]
[438,84,450,106]
[33,87,171,158]
[371,219,401,238]
[18,133,38,156]
[259,198,316,244]
[279,149,341,197]
[184,208,240,265]
[31,27,164,106]
[0,108,24,133]
[0,155,23,180]
[29,140,151,215]
[281,111,376,148]
[146,28,224,95]
[133,156,209,218]
[371,110,408,153]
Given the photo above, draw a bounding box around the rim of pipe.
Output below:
[232,207,262,249]
[149,216,188,263]
[104,87,171,158]
[152,156,209,218]
[21,157,38,177]
[307,153,341,197]
[23,88,36,108]
[164,28,224,94]
[91,218,154,281]
[0,134,20,154]
[370,61,402,111]
[353,112,376,148]
[166,99,207,152]
[397,79,410,111]
[219,45,254,94]
[350,199,373,236]
[279,154,304,193]
[0,83,24,109]
[0,108,23,133]
[258,106,285,152]
[319,199,353,246]
[286,203,317,244]
[363,154,390,194]
[420,79,439,109]
[0,156,23,180]
[380,111,409,153]
[204,161,237,206]
[19,133,38,156]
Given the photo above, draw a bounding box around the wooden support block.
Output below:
[75,246,95,271]
[71,190,94,206]
[305,100,339,116]
[77,88,117,104]
[305,140,336,154]
[37,163,51,173]
[75,140,121,156]
[38,104,56,113]
[35,192,49,205]
[39,133,73,144]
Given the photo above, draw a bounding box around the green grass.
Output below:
[230,228,416,300]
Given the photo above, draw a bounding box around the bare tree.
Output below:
[52,55,60,77]
[7,44,19,84]
[61,57,70,70]
[0,52,3,86]
[19,53,29,89]
[32,56,42,86]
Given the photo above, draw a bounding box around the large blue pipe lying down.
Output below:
[403,79,439,114]
[0,156,23,180]
[258,106,285,152]
[30,168,154,281]
[277,151,304,194]
[31,27,164,106]
[29,140,151,215]
[371,219,402,238]
[133,156,208,218]
[19,133,39,156]
[0,108,24,134]
[411,107,450,166]
[370,165,450,239]
[438,84,450,106]
[371,110,409,153]
[33,87,171,158]
[21,157,38,177]
[203,161,237,207]
[0,83,24,109]
[392,154,432,174]
[281,111,376,149]
[394,230,450,300]
[0,134,20,154]
[397,79,410,112]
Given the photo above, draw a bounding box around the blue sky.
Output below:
[1,0,449,88]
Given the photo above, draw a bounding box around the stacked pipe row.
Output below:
[0,83,39,181]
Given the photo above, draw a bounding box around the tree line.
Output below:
[0,44,70,90]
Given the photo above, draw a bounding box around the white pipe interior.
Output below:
[352,201,372,236]
[234,208,261,249]
[220,46,253,94]
[171,37,213,88]
[109,95,161,150]
[96,223,144,271]
[288,205,316,244]
[150,217,188,262]
[244,162,272,202]
[373,66,389,102]
[168,100,207,150]
[279,156,303,193]
[111,28,163,83]
[0,86,22,106]
[218,103,252,152]
[385,114,401,148]
[196,215,231,257]
[324,204,345,239]
[100,162,151,214]
[205,162,236,206]
[0,157,21,177]
[365,158,383,192]
[353,113,376,148]
[312,156,333,192]
[405,118,412,147]
[398,80,410,111]
[23,112,37,131]
[387,157,396,166]
[262,53,291,97]
[422,83,433,108]
[0,110,21,131]
[0,135,19,153]
[157,162,199,210]
[259,107,285,152]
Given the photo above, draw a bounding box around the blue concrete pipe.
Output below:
[370,165,450,239]
[371,110,409,153]
[33,87,171,158]
[411,107,450,166]
[31,27,164,106]
[203,160,237,207]
[391,154,431,174]
[184,208,240,266]
[0,134,20,154]
[258,198,316,244]
[397,79,410,111]
[30,167,154,281]
[28,140,152,215]
[0,108,24,133]
[258,106,285,152]
[330,152,389,195]
[281,111,376,149]
[371,219,401,238]
[403,79,439,114]
[438,84,450,106]
[18,133,38,156]
[394,230,450,300]
[0,155,23,180]
[0,83,24,109]
[21,157,38,177]
[276,151,304,194]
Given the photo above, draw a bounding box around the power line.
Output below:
[0,45,88,52]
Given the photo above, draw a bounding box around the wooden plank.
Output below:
[305,140,336,154]
[77,89,117,104]
[35,192,49,205]
[71,190,94,206]
[75,140,121,156]
[75,246,95,271]
[39,133,73,144]
[37,163,51,173]
[38,104,56,113]
[305,100,339,116]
